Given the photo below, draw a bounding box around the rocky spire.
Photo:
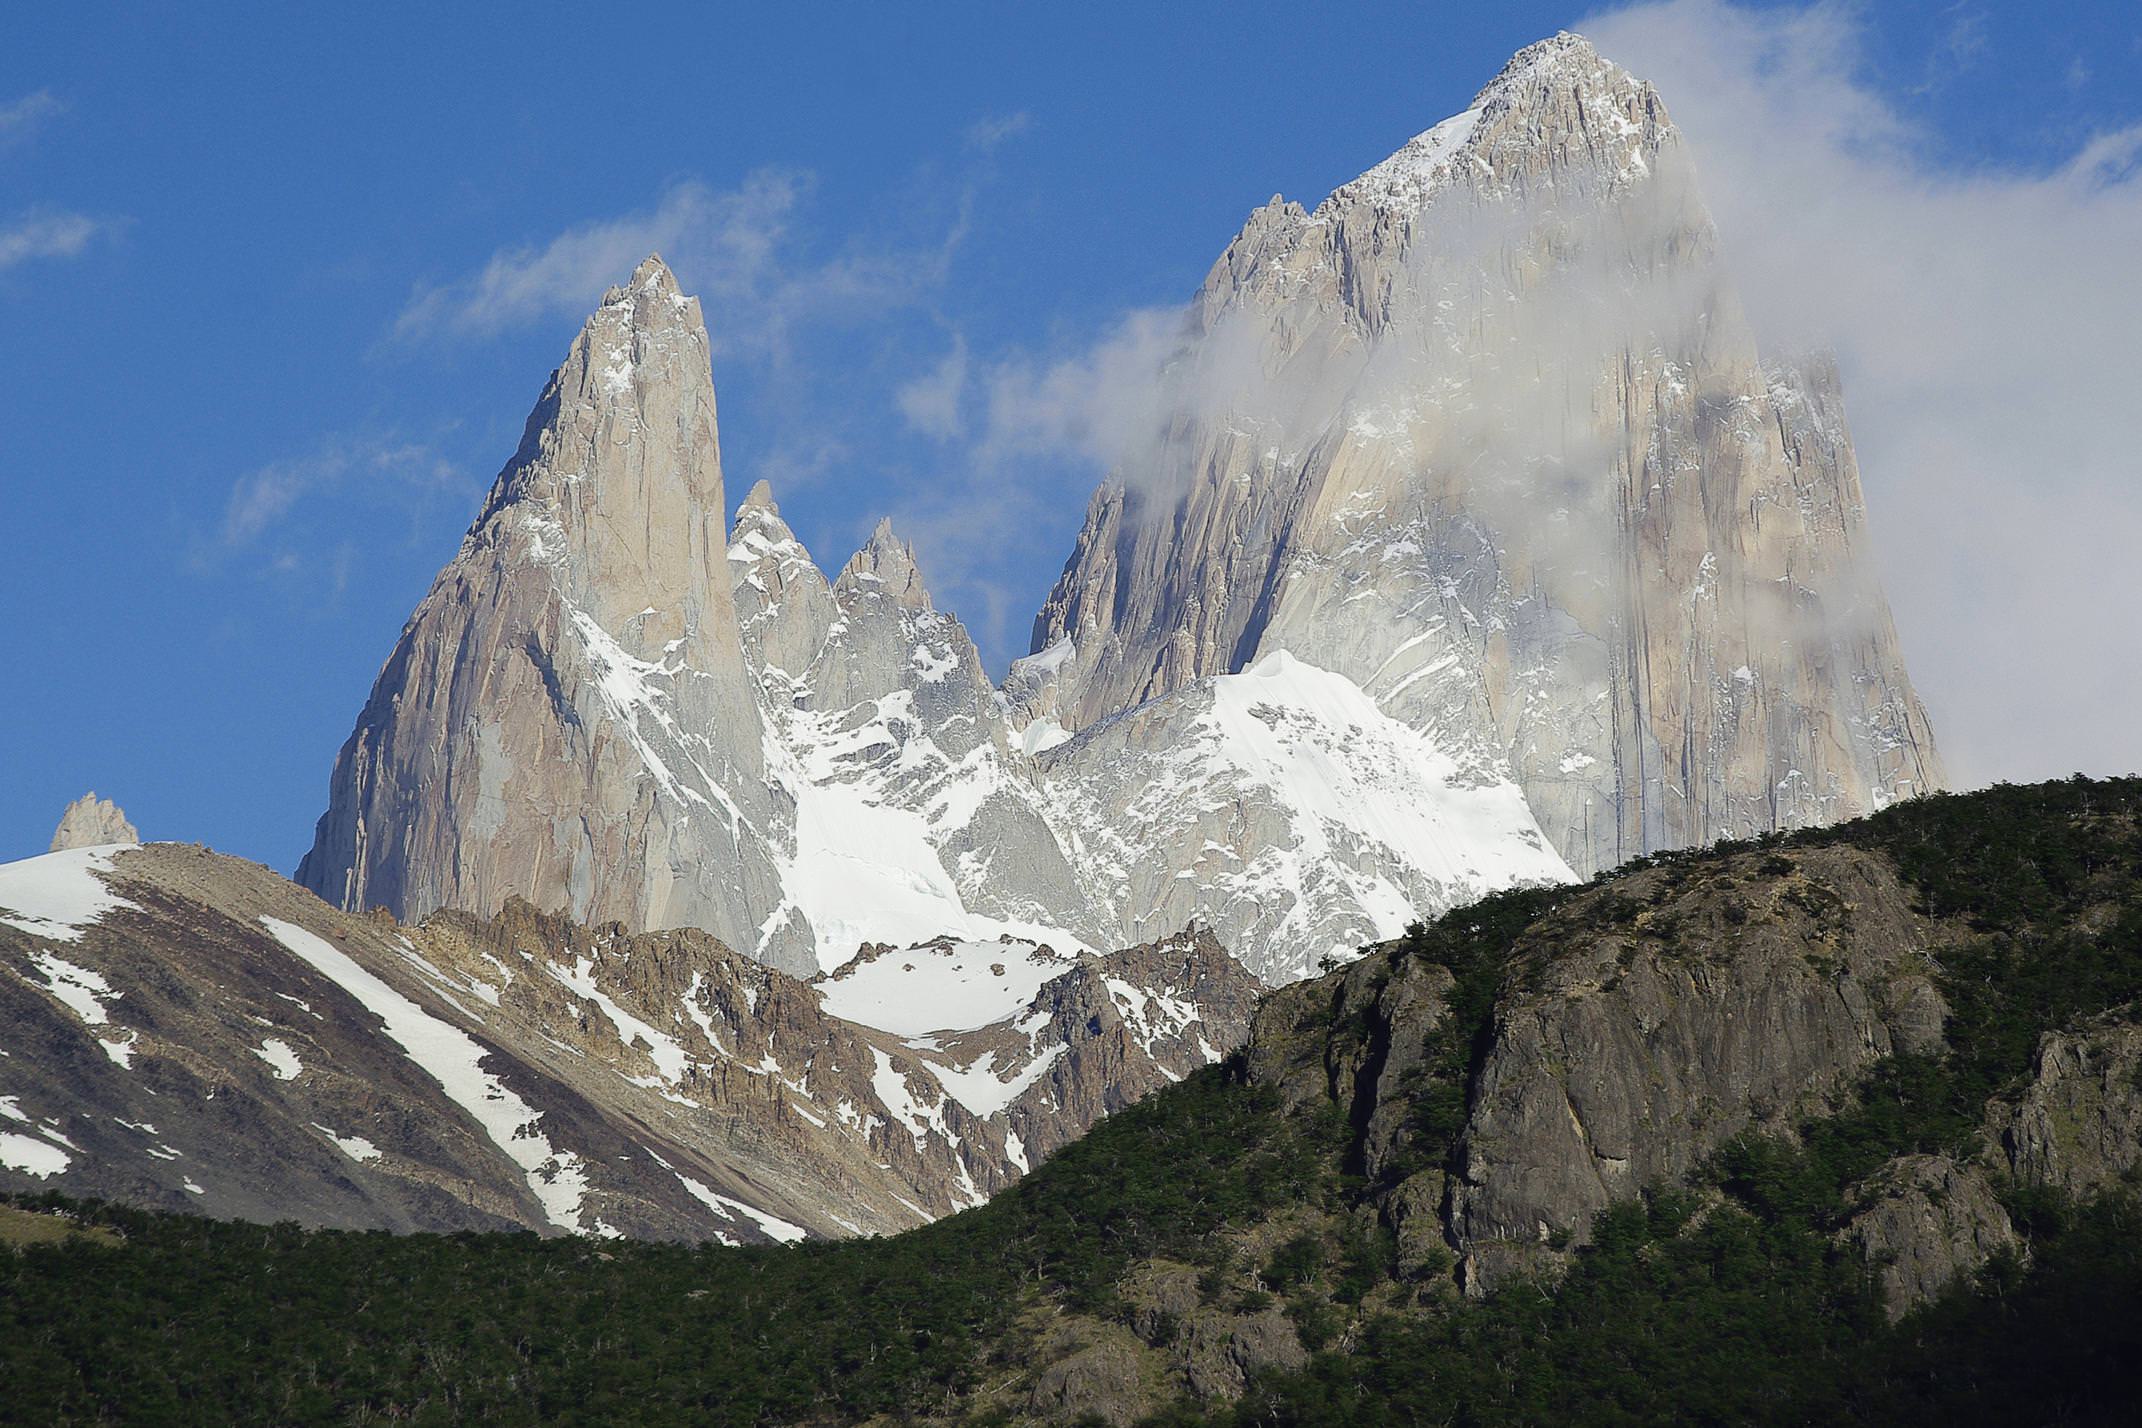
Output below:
[834,518,931,611]
[49,793,138,852]
[298,256,799,969]
[729,478,838,679]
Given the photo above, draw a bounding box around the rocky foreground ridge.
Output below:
[0,841,1256,1241]
[973,778,2142,1422]
[6,780,2135,1427]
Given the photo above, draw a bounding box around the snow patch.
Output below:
[670,1169,809,1244]
[259,916,597,1235]
[0,845,140,943]
[255,1039,302,1081]
[815,937,1076,1037]
[0,1131,69,1178]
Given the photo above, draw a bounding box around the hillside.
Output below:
[6,778,2139,1424]
[0,841,1256,1243]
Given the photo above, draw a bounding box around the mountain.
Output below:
[48,793,136,853]
[1017,33,1942,878]
[296,33,1940,985]
[296,259,797,967]
[9,779,2138,1425]
[0,839,1257,1239]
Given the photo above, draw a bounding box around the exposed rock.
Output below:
[297,257,798,970]
[1448,846,1945,1289]
[1,841,1258,1238]
[1244,843,1951,1294]
[1840,1154,2019,1320]
[1175,1308,1307,1400]
[49,793,137,852]
[1018,32,1941,879]
[1026,1336,1149,1427]
[1994,1015,2142,1196]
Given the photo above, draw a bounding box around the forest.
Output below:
[6,777,2139,1426]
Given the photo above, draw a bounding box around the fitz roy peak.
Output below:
[1017,32,1941,878]
[300,33,1941,985]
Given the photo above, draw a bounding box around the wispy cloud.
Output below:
[393,169,962,364]
[0,89,61,143]
[0,208,108,271]
[0,91,122,273]
[965,112,1033,152]
[1583,0,2142,784]
[895,333,970,440]
[220,438,464,549]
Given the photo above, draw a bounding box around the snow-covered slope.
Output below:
[726,488,1569,984]
[1,842,1259,1237]
[1037,652,1573,983]
[813,936,1080,1038]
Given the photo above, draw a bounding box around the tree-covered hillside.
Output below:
[7,778,2141,1426]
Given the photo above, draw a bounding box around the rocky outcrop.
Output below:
[1993,1016,2142,1195]
[1447,845,1946,1288]
[49,793,137,852]
[1,841,1258,1239]
[1247,842,1953,1292]
[1835,1014,2142,1316]
[1019,33,1942,878]
[1840,1155,2019,1320]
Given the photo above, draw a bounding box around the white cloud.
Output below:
[965,112,1033,152]
[394,173,801,340]
[0,89,61,142]
[0,208,106,271]
[222,439,463,547]
[393,170,960,363]
[896,334,969,440]
[977,306,1191,470]
[1581,0,2142,785]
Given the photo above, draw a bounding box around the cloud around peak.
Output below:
[1581,0,2142,785]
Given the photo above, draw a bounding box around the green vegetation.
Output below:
[4,777,2140,1425]
[3,1068,1329,1424]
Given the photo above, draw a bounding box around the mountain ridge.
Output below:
[293,29,1939,984]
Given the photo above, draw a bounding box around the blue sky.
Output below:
[3,0,2139,868]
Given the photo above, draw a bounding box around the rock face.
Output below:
[297,258,796,970]
[1247,842,1953,1293]
[298,32,1940,989]
[1,842,1258,1238]
[49,793,137,852]
[1445,845,1947,1287]
[1018,33,1942,877]
[1840,1156,2019,1321]
[1993,1017,2142,1194]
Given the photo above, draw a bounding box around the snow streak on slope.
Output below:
[259,916,602,1235]
[0,846,140,943]
[813,937,1079,1037]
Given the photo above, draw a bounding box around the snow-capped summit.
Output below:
[1022,30,1941,878]
[299,34,1940,987]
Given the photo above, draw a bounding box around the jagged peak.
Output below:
[587,252,698,337]
[738,478,780,517]
[834,518,931,610]
[1318,30,1665,218]
[728,478,820,578]
[1470,31,1617,108]
[50,791,138,853]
